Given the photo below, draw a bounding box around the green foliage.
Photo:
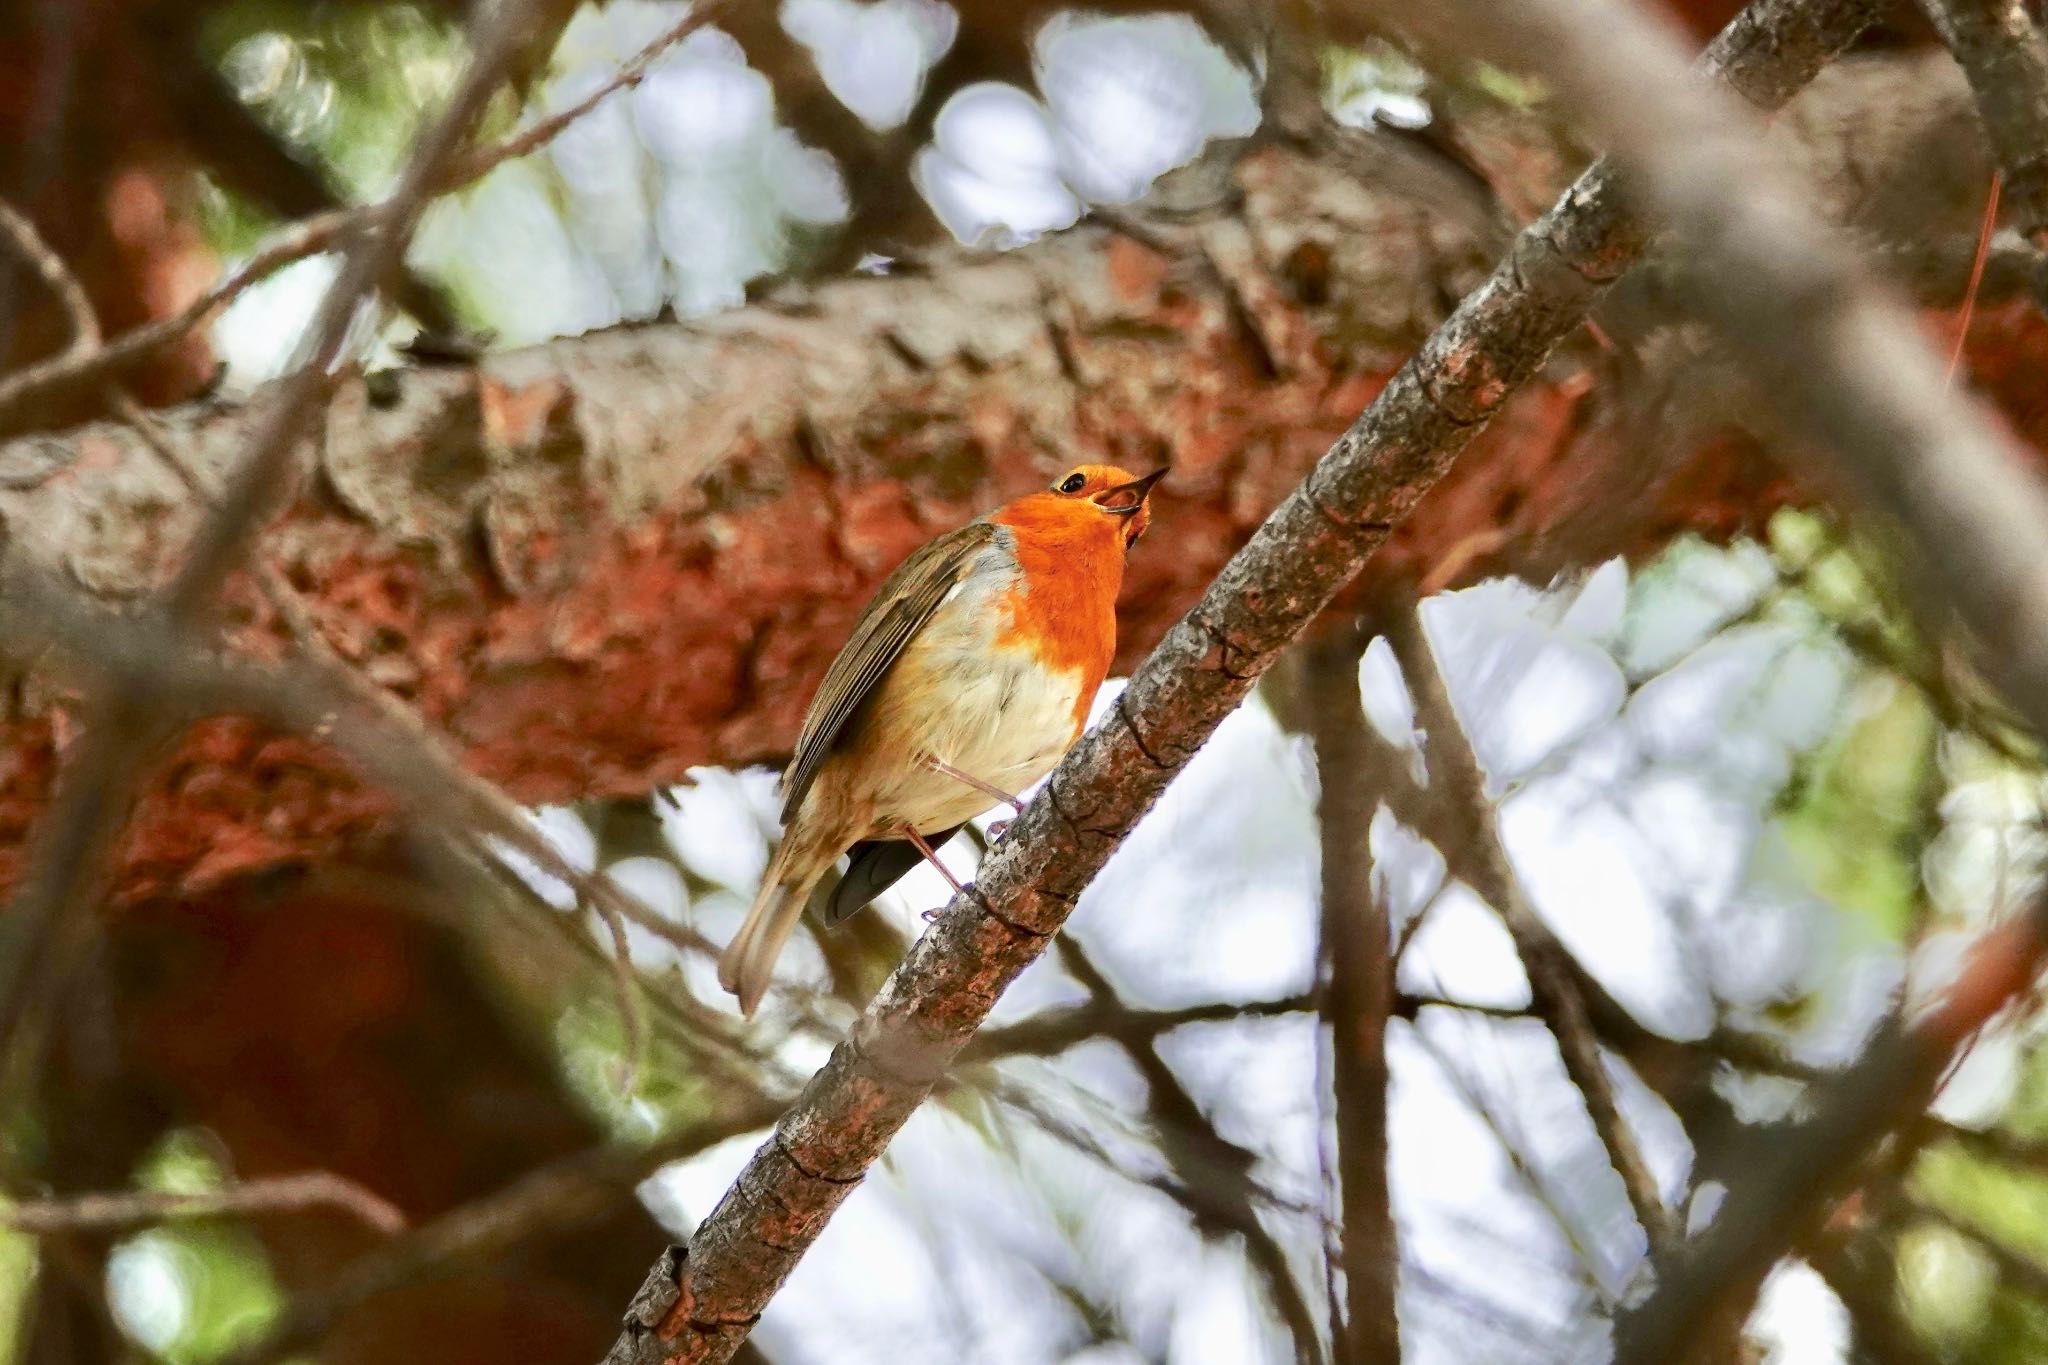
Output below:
[105,1132,287,1363]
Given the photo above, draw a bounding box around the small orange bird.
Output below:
[718,463,1165,1015]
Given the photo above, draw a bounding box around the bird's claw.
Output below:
[987,819,1011,840]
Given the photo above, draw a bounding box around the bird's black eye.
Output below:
[1056,472,1087,494]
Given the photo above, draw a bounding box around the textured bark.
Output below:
[0,50,2010,908]
[1915,0,2048,244]
[600,1,1882,1358]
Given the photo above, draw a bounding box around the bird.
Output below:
[717,463,1166,1016]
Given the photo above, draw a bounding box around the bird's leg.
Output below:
[904,825,969,922]
[926,758,1027,815]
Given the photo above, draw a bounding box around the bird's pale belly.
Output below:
[848,601,1085,839]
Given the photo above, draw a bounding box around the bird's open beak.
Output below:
[1101,467,1168,516]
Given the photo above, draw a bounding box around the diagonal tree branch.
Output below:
[3,1170,407,1238]
[1914,0,2048,247]
[600,2,1881,1359]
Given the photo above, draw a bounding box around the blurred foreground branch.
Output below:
[0,5,726,425]
[1380,0,2048,1353]
[4,1171,407,1238]
[601,2,1881,1358]
[0,0,569,1083]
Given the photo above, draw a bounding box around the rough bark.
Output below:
[599,1,1882,1357]
[0,50,2012,907]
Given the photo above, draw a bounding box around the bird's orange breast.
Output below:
[987,499,1127,731]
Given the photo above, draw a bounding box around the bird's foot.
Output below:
[987,819,1011,840]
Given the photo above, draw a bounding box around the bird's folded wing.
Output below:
[780,520,1000,823]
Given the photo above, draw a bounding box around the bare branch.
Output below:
[1382,601,1680,1262]
[223,1105,784,1365]
[0,0,570,1078]
[1297,630,1400,1363]
[963,993,1313,1062]
[1915,0,2048,246]
[0,198,98,359]
[599,3,1880,1359]
[5,1171,407,1238]
[0,5,725,425]
[1055,941,1327,1363]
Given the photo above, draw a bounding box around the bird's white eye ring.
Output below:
[1056,472,1087,494]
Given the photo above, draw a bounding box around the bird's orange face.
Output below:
[1041,464,1166,549]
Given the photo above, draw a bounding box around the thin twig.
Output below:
[963,993,1313,1062]
[0,0,562,1081]
[1381,601,1681,1262]
[1055,941,1328,1364]
[1946,170,2003,385]
[0,5,724,424]
[0,210,356,420]
[1298,629,1400,1363]
[5,1171,407,1238]
[1914,0,2048,248]
[436,7,723,192]
[0,197,98,358]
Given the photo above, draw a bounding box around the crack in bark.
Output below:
[770,1131,863,1188]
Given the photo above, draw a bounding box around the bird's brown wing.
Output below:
[781,520,1000,824]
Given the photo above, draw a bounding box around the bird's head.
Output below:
[1003,464,1166,551]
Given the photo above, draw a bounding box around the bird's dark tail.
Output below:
[819,825,966,926]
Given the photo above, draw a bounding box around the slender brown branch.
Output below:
[5,1172,407,1238]
[0,5,724,425]
[1055,941,1328,1364]
[1914,0,2048,247]
[1382,601,1680,1262]
[1299,630,1400,1364]
[435,7,724,192]
[963,993,1313,1062]
[0,210,357,419]
[2,559,751,1076]
[0,198,98,359]
[223,1103,784,1365]
[600,3,1879,1359]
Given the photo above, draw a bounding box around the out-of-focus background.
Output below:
[4,0,2048,1361]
